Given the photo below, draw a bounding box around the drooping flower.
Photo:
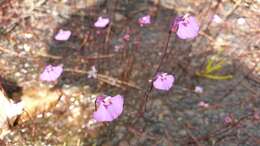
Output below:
[87,66,97,79]
[94,17,110,28]
[40,64,63,82]
[138,15,151,27]
[54,29,71,41]
[194,86,203,93]
[171,14,199,39]
[93,95,124,122]
[153,73,174,91]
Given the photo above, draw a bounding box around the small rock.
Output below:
[115,13,126,22]
[14,72,21,77]
[23,44,31,52]
[24,63,30,68]
[178,130,187,136]
[118,141,130,146]
[212,14,222,24]
[101,142,113,146]
[20,68,27,74]
[237,17,246,25]
[24,33,33,39]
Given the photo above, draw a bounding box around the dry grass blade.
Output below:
[64,68,141,89]
[0,45,19,56]
[97,74,141,90]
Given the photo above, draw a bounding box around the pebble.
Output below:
[14,72,21,77]
[20,68,27,74]
[24,33,33,39]
[119,141,130,146]
[23,44,31,52]
[115,13,126,22]
[212,14,223,24]
[237,17,246,25]
[24,63,30,68]
[178,130,187,136]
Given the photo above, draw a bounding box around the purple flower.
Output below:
[94,17,110,28]
[153,73,174,91]
[138,15,151,27]
[54,29,71,41]
[171,14,199,39]
[93,95,124,122]
[40,64,63,82]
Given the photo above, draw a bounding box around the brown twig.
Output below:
[138,31,172,116]
[64,68,140,89]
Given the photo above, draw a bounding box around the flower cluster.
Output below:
[48,14,200,123]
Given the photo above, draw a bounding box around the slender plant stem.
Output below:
[138,31,173,116]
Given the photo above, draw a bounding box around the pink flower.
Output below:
[153,73,174,91]
[198,101,209,108]
[194,86,203,93]
[224,116,233,124]
[93,95,124,122]
[171,14,199,39]
[40,64,63,82]
[54,29,71,41]
[138,15,151,27]
[94,17,110,28]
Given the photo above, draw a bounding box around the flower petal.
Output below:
[176,16,199,39]
[94,17,110,28]
[40,64,63,82]
[138,15,151,26]
[55,29,71,41]
[93,104,113,122]
[106,95,124,119]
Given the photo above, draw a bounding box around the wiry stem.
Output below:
[138,31,172,116]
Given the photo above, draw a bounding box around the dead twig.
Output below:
[64,68,140,90]
[223,0,242,20]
